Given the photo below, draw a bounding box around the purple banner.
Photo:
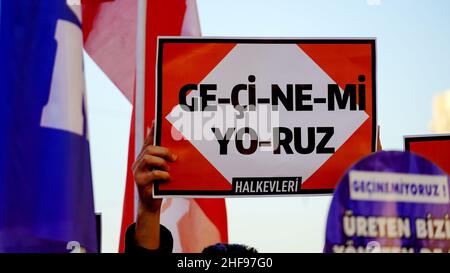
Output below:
[324,151,450,253]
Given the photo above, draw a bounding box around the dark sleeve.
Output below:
[124,223,173,253]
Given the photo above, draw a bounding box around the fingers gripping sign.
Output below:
[132,122,178,212]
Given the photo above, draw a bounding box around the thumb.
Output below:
[143,121,155,147]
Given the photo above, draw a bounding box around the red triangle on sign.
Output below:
[159,43,237,192]
[299,43,374,189]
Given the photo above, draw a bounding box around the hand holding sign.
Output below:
[132,123,178,250]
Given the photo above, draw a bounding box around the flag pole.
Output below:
[134,0,147,218]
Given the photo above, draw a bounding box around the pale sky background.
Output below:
[84,0,450,252]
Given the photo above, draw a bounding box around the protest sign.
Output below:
[405,134,450,177]
[154,38,376,197]
[324,151,450,253]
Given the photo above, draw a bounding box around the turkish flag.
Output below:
[82,0,228,253]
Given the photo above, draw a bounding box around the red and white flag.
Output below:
[82,0,228,253]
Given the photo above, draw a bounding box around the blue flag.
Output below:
[0,0,98,252]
